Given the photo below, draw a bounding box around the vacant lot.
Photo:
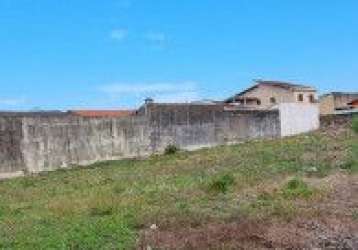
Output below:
[0,122,357,249]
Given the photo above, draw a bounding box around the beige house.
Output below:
[320,92,358,115]
[225,80,317,110]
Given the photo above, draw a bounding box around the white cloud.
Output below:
[99,81,200,103]
[110,29,128,41]
[0,97,26,106]
[144,31,167,46]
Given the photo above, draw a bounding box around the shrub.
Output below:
[352,115,358,133]
[340,160,358,173]
[164,144,179,155]
[281,177,313,199]
[353,210,358,220]
[209,174,235,193]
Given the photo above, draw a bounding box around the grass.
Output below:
[209,173,235,193]
[352,115,358,133]
[0,127,356,249]
[281,177,314,199]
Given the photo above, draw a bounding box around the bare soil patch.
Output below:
[138,174,358,249]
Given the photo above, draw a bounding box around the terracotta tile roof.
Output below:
[348,99,358,106]
[69,110,135,118]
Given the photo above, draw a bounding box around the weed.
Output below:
[281,178,313,199]
[339,160,358,172]
[89,207,113,217]
[209,174,235,194]
[353,210,358,220]
[352,115,358,133]
[164,144,179,155]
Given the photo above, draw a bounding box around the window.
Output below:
[298,94,304,102]
[309,94,315,103]
[257,99,261,105]
[270,97,276,104]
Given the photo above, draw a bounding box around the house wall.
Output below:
[334,93,358,110]
[279,103,320,137]
[320,93,358,115]
[320,95,335,115]
[239,85,316,108]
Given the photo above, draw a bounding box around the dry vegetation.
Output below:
[0,120,357,249]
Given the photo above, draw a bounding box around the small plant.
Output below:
[164,144,179,155]
[352,115,358,133]
[281,177,313,199]
[89,207,113,217]
[209,173,235,193]
[353,210,358,220]
[339,160,358,172]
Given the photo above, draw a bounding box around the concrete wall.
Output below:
[278,103,320,137]
[0,106,281,175]
[21,115,150,173]
[320,113,354,130]
[146,104,280,151]
[0,116,24,174]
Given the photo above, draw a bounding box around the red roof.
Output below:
[348,99,358,106]
[69,110,135,118]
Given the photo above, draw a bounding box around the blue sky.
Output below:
[0,0,357,110]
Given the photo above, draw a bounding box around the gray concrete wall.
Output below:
[0,116,24,174]
[0,106,281,175]
[146,104,280,151]
[21,115,150,173]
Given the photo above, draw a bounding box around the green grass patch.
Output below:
[281,178,314,199]
[208,173,235,194]
[353,210,358,220]
[352,115,358,133]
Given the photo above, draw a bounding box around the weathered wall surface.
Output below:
[320,113,354,130]
[21,115,150,173]
[0,116,24,174]
[278,103,320,137]
[146,104,280,151]
[0,105,281,175]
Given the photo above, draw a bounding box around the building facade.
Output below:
[319,92,358,115]
[225,80,317,110]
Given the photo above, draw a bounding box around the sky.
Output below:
[0,0,357,110]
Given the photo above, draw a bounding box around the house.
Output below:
[319,92,358,115]
[224,80,317,110]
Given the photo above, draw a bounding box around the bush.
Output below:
[352,115,358,133]
[209,174,235,194]
[164,144,179,155]
[281,178,313,199]
[340,160,358,173]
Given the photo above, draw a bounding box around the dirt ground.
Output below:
[138,174,358,249]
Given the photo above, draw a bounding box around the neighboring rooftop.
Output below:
[69,110,134,118]
[225,80,316,103]
[320,92,358,98]
[258,80,314,89]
